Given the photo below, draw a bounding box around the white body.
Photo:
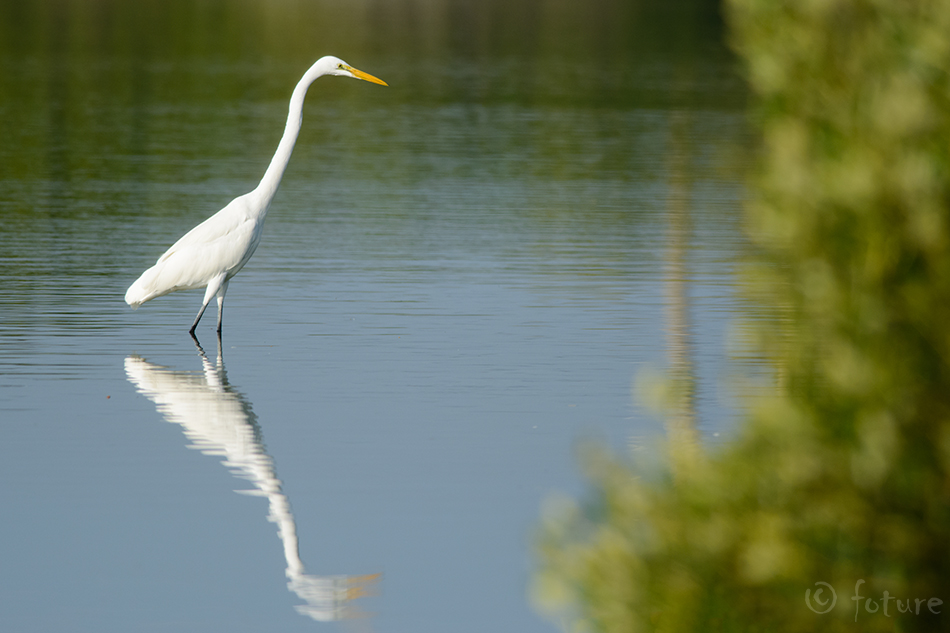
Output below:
[125,191,264,308]
[125,56,386,334]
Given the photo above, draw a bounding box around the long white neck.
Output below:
[252,64,326,211]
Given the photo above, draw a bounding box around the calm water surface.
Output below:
[0,2,753,631]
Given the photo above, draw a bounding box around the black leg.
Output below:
[190,300,210,335]
[216,296,224,334]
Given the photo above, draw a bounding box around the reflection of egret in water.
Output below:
[124,342,378,622]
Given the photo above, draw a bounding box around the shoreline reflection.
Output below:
[125,342,378,622]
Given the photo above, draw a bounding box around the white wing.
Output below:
[125,194,263,307]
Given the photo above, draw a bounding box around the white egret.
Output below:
[125,56,387,336]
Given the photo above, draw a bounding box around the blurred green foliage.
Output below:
[535,1,950,631]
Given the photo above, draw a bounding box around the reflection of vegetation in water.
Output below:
[0,0,740,206]
[535,1,950,632]
[0,0,749,340]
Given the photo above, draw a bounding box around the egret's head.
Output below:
[319,56,388,86]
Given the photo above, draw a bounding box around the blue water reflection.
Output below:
[125,341,378,622]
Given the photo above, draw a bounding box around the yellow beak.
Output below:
[345,65,388,86]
